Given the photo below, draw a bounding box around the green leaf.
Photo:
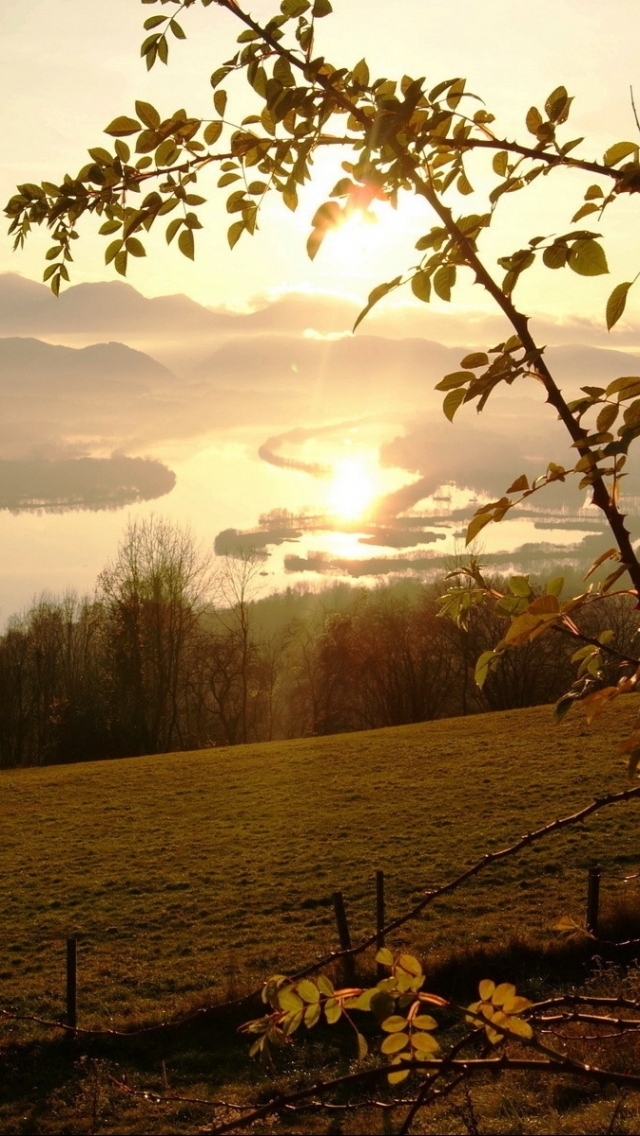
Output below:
[155,138,178,167]
[166,217,183,244]
[460,352,488,369]
[475,649,497,689]
[104,116,141,137]
[492,151,508,177]
[433,264,455,302]
[356,1032,368,1060]
[204,120,223,146]
[435,371,472,392]
[465,509,494,545]
[508,575,531,597]
[603,141,639,166]
[411,270,431,302]
[169,18,186,39]
[442,388,466,422]
[312,0,333,15]
[353,276,402,331]
[135,100,160,129]
[525,106,543,134]
[568,239,608,277]
[125,237,146,257]
[114,249,128,277]
[178,228,195,260]
[228,220,244,249]
[606,281,632,330]
[274,56,295,86]
[214,89,227,117]
[105,239,123,265]
[543,243,569,270]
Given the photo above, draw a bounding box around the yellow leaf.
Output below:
[478,980,495,1001]
[297,979,320,1003]
[382,1015,410,1033]
[375,947,393,966]
[492,983,516,1006]
[412,1014,438,1030]
[411,1031,439,1053]
[381,1032,410,1054]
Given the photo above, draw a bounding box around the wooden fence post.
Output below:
[376,870,385,980]
[332,891,355,983]
[586,866,601,938]
[66,937,77,1033]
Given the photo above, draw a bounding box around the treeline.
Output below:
[0,518,636,769]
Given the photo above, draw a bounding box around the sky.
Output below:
[2,0,640,318]
[1,1,640,620]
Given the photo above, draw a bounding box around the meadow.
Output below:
[3,699,640,1133]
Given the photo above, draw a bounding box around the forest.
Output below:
[1,514,636,769]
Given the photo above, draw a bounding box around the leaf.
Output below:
[465,509,494,545]
[317,975,334,996]
[375,947,394,966]
[297,979,320,1003]
[506,474,529,493]
[312,0,333,15]
[412,1014,438,1030]
[228,220,244,249]
[125,237,146,257]
[277,986,303,1012]
[478,980,495,1001]
[411,270,431,302]
[388,1061,410,1085]
[411,1031,439,1053]
[508,575,530,598]
[461,352,489,369]
[435,371,472,392]
[356,1032,368,1060]
[382,1015,409,1033]
[204,120,223,146]
[603,141,639,166]
[135,100,160,129]
[178,228,195,260]
[606,281,632,330]
[381,1031,410,1054]
[370,990,395,1023]
[525,106,543,134]
[442,388,466,422]
[433,264,455,302]
[475,650,497,689]
[492,151,508,177]
[568,239,609,277]
[104,116,141,137]
[324,997,341,1024]
[304,1001,321,1028]
[353,277,402,331]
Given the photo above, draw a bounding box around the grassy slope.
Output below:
[2,699,640,1032]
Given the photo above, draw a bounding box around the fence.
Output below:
[43,863,640,1034]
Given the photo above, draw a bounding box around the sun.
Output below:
[329,457,378,521]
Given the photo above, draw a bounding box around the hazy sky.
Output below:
[1,1,640,620]
[3,0,640,323]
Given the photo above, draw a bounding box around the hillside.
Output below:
[2,699,639,1030]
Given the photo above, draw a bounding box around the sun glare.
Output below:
[329,457,378,521]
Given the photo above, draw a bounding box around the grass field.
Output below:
[3,699,640,1133]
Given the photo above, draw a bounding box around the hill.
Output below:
[2,700,639,1029]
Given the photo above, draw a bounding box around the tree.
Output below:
[8,0,640,1126]
[6,1,640,739]
[98,515,210,753]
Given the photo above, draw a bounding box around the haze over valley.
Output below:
[1,271,639,620]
